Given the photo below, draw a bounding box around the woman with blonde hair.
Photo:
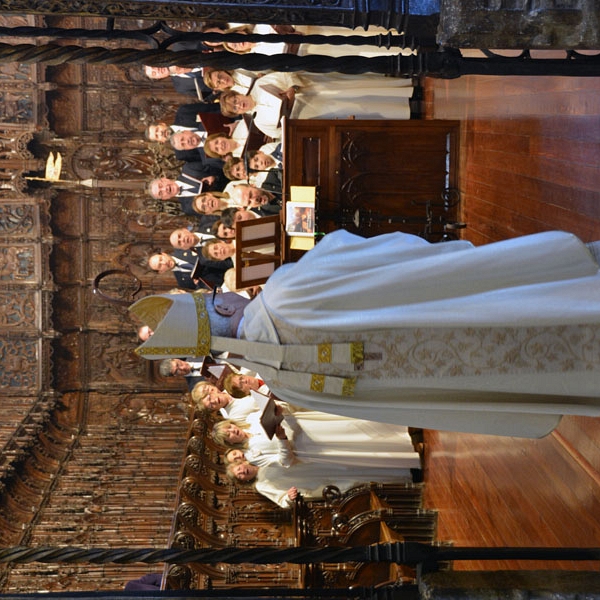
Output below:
[190,191,234,216]
[191,381,259,421]
[201,239,236,262]
[191,381,232,413]
[203,132,243,159]
[223,372,266,398]
[212,416,295,468]
[203,68,260,95]
[213,396,420,474]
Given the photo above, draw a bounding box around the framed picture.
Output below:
[285,202,315,237]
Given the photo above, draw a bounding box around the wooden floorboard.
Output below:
[421,73,600,572]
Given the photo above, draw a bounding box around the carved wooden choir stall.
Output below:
[0,12,453,594]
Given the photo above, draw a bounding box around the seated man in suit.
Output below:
[170,130,207,153]
[149,248,232,290]
[143,65,214,100]
[158,358,205,391]
[149,162,227,202]
[169,227,215,250]
[146,121,207,146]
[230,183,282,216]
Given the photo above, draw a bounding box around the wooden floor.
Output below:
[421,75,600,571]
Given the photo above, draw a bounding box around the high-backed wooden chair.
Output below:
[234,215,282,289]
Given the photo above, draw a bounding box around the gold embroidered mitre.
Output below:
[130,292,211,359]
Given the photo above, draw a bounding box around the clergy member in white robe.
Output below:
[132,229,600,439]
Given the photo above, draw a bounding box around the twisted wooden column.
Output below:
[0,42,415,74]
[1,543,600,565]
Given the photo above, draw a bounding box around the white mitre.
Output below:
[130,293,211,360]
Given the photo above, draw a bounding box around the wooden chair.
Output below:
[234,215,282,289]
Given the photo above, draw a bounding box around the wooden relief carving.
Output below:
[0,169,27,196]
[0,14,31,27]
[0,203,37,236]
[0,290,37,329]
[85,391,190,426]
[0,93,35,125]
[73,144,153,180]
[0,130,34,160]
[0,244,38,283]
[87,333,148,384]
[0,338,39,391]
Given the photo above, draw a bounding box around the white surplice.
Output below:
[255,459,412,507]
[241,403,419,470]
[241,230,600,438]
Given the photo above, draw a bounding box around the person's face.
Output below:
[172,130,201,151]
[207,136,234,157]
[170,359,191,376]
[151,178,179,200]
[201,386,230,410]
[226,449,245,463]
[148,123,171,143]
[249,152,275,171]
[231,461,257,481]
[217,223,235,239]
[149,253,175,273]
[209,70,234,91]
[239,186,270,207]
[170,228,197,250]
[224,424,247,444]
[138,325,154,341]
[232,374,259,394]
[195,193,223,214]
[233,208,257,223]
[144,66,170,79]
[208,241,234,260]
[230,162,247,180]
[228,41,254,53]
[224,94,254,115]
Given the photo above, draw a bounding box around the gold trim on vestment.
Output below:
[310,374,325,392]
[318,343,332,363]
[350,342,364,365]
[342,377,357,397]
[193,292,211,356]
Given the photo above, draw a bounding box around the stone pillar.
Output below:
[438,0,599,49]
